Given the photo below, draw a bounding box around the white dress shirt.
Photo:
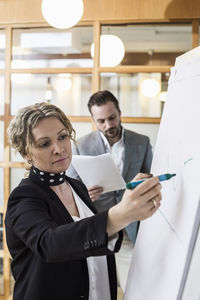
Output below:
[71,185,117,300]
[100,128,125,175]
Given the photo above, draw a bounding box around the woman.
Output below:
[5,102,162,300]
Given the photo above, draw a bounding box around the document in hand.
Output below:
[71,153,126,193]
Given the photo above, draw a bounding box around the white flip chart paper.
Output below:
[124,46,200,300]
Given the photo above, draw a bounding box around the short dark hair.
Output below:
[87,90,120,114]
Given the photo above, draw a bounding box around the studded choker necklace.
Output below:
[31,166,66,186]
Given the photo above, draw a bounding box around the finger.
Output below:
[140,192,160,209]
[88,186,103,192]
[135,190,162,212]
[138,199,160,220]
[89,190,102,197]
[152,199,158,207]
[151,193,162,204]
[133,176,161,197]
[88,185,100,190]
[91,188,103,194]
[146,193,161,211]
[133,172,153,181]
[141,188,162,207]
[92,188,103,195]
[148,197,161,213]
[150,201,160,213]
[88,188,103,201]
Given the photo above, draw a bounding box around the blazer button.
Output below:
[84,241,90,250]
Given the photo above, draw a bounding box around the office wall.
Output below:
[0,0,200,25]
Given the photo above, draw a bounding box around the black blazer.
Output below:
[5,172,122,300]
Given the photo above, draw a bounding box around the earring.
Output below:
[28,160,32,165]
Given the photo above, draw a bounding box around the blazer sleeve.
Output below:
[6,184,122,263]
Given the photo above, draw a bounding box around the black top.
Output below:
[5,172,122,300]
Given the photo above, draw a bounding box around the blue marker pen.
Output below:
[126,173,176,189]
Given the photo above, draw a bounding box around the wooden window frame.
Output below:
[0,20,199,299]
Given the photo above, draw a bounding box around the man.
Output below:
[68,90,153,291]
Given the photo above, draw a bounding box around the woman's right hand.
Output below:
[107,176,162,237]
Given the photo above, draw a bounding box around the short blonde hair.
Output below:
[7,102,76,157]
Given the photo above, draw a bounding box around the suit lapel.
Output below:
[67,176,97,214]
[42,183,75,223]
[92,131,106,155]
[122,130,137,179]
[29,173,96,223]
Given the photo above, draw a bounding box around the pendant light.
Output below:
[141,78,161,98]
[41,0,84,29]
[91,34,125,67]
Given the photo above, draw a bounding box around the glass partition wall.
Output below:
[0,21,199,299]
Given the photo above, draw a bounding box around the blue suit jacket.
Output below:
[68,129,153,244]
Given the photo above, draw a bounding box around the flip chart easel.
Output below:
[124,46,200,300]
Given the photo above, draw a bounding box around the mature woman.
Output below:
[5,102,162,300]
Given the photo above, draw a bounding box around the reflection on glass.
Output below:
[0,258,3,295]
[10,168,26,193]
[0,122,4,160]
[0,76,4,115]
[12,27,93,68]
[102,24,192,66]
[0,30,5,69]
[11,74,92,116]
[100,72,169,117]
[0,169,3,207]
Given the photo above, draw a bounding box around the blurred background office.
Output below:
[0,0,200,299]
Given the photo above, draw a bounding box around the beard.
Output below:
[104,124,122,140]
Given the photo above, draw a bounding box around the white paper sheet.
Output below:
[124,46,200,300]
[71,153,126,193]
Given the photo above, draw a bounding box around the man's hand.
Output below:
[87,185,103,202]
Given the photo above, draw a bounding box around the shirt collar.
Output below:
[99,127,124,148]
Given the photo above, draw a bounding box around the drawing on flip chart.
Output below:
[124,47,200,300]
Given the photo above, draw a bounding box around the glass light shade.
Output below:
[41,0,84,29]
[140,78,161,98]
[91,34,125,67]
